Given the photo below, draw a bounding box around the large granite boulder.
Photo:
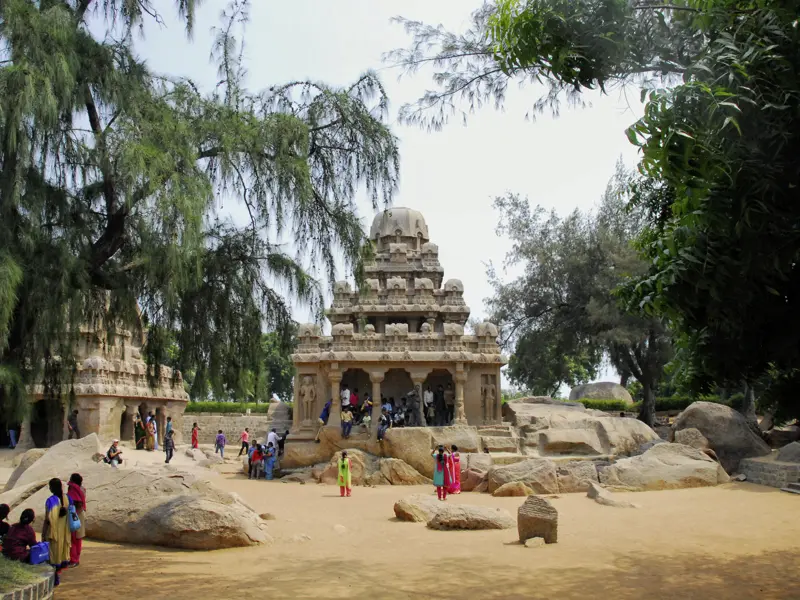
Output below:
[4,448,47,491]
[673,427,709,450]
[12,434,103,490]
[517,496,558,544]
[319,450,378,486]
[281,441,332,469]
[461,452,493,474]
[430,427,481,454]
[427,504,515,531]
[487,459,558,494]
[317,450,430,486]
[776,441,800,463]
[460,468,489,492]
[765,425,800,448]
[368,459,432,486]
[3,463,270,549]
[672,402,771,472]
[383,428,435,478]
[556,461,599,493]
[586,481,639,508]
[599,443,730,491]
[569,382,633,404]
[492,481,533,497]
[393,494,442,523]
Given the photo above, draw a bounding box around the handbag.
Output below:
[68,503,81,533]
[29,542,50,565]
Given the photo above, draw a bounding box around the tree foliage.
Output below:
[0,0,398,418]
[392,0,800,419]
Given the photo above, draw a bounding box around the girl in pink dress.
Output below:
[447,445,461,494]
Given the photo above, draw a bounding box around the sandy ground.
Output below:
[1,448,798,599]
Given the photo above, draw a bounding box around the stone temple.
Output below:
[291,207,506,436]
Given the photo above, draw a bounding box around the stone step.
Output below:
[787,482,800,492]
[477,427,515,438]
[481,435,520,453]
[489,452,529,466]
[780,487,800,495]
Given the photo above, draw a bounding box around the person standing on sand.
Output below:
[264,442,277,480]
[146,418,156,451]
[238,428,250,457]
[338,451,352,497]
[191,422,200,449]
[215,430,227,459]
[42,478,71,585]
[341,406,353,438]
[134,416,146,450]
[431,445,452,501]
[249,445,264,479]
[66,473,86,567]
[447,445,461,495]
[164,430,176,463]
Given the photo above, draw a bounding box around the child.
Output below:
[377,408,391,441]
[215,430,227,459]
[191,422,200,449]
[164,430,175,464]
[238,428,250,457]
[447,445,461,494]
[249,445,264,479]
[1,508,36,562]
[338,450,352,497]
[341,407,353,439]
[431,445,452,501]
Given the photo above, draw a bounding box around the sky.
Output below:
[134,0,645,390]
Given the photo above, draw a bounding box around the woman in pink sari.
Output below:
[447,445,461,494]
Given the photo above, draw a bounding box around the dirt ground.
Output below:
[1,449,798,600]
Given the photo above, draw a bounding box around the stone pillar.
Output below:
[123,401,140,444]
[408,369,431,427]
[16,417,34,451]
[291,373,302,432]
[454,365,468,426]
[328,366,342,426]
[369,370,384,439]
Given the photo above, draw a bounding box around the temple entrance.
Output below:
[341,368,370,405]
[29,398,65,448]
[424,368,454,393]
[383,369,414,406]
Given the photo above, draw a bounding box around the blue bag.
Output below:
[29,542,49,565]
[68,502,81,533]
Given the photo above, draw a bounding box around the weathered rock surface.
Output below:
[461,452,493,474]
[539,429,605,456]
[460,468,488,493]
[766,426,800,449]
[319,449,377,486]
[369,458,432,486]
[430,427,481,454]
[556,461,599,493]
[517,496,558,544]
[393,494,442,523]
[11,434,103,491]
[776,441,800,463]
[492,481,533,497]
[672,402,771,472]
[569,382,634,404]
[586,481,639,508]
[427,504,515,531]
[4,449,47,491]
[281,441,335,469]
[599,443,730,491]
[673,427,709,450]
[317,450,430,486]
[487,459,558,494]
[383,428,435,478]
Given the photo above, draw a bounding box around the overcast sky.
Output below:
[134,1,645,390]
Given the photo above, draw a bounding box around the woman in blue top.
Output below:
[264,443,277,480]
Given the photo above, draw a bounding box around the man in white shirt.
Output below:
[267,428,280,449]
[340,384,351,408]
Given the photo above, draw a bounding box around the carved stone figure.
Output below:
[299,376,317,424]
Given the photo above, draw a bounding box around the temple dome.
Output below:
[370,207,429,242]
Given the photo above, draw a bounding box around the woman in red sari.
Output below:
[447,445,461,494]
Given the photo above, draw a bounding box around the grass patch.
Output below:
[0,557,44,593]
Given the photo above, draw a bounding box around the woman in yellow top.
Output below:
[338,451,352,497]
[42,478,71,585]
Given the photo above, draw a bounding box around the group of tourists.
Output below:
[0,474,87,587]
[432,445,461,500]
[133,412,176,462]
[244,428,289,480]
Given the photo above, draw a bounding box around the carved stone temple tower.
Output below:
[291,207,506,437]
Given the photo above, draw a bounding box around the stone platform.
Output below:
[739,456,800,488]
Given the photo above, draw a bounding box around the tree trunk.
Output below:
[741,382,759,431]
[638,381,656,427]
[619,372,629,387]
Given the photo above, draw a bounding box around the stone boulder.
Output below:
[487,459,558,494]
[4,463,270,549]
[427,504,515,531]
[318,450,430,486]
[766,425,800,449]
[4,448,47,491]
[11,434,103,491]
[430,426,481,453]
[504,397,586,427]
[586,481,639,508]
[461,452,493,474]
[319,450,378,486]
[556,461,599,493]
[672,402,771,472]
[185,447,206,461]
[460,468,488,493]
[393,494,442,523]
[279,471,315,484]
[517,496,558,544]
[776,441,800,463]
[281,440,335,469]
[538,429,605,455]
[569,382,634,404]
[492,481,533,497]
[383,428,435,478]
[369,459,432,486]
[673,428,709,450]
[599,443,730,491]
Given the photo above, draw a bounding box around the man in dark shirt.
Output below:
[106,439,123,465]
[67,409,80,439]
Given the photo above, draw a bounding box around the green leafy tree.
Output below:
[0,0,398,418]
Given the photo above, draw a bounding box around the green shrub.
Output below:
[570,395,733,413]
[184,401,271,414]
[572,398,631,412]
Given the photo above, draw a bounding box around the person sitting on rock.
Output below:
[1,508,36,562]
[377,408,392,441]
[341,406,354,439]
[314,400,332,443]
[105,439,123,466]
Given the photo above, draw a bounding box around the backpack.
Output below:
[68,501,81,533]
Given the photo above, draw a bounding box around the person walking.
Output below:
[431,445,452,501]
[67,410,80,439]
[42,478,71,584]
[238,428,250,457]
[66,473,86,567]
[164,430,175,464]
[191,422,200,449]
[338,451,352,497]
[215,430,227,459]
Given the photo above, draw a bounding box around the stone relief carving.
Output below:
[299,375,317,424]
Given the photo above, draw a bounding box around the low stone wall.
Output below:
[739,457,800,488]
[181,405,290,445]
[1,565,55,600]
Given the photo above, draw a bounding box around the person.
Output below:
[105,439,122,466]
[151,415,160,452]
[66,473,86,567]
[377,408,391,441]
[191,422,200,449]
[67,410,80,439]
[165,416,173,439]
[314,400,332,443]
[423,386,434,423]
[42,478,71,584]
[134,416,146,450]
[434,385,446,426]
[360,395,373,422]
[431,445,452,501]
[338,450,352,497]
[164,430,175,464]
[278,430,289,456]
[7,425,17,449]
[238,428,250,457]
[2,508,36,562]
[271,392,281,403]
[340,384,351,410]
[264,442,277,480]
[444,383,455,425]
[351,387,359,411]
[215,430,226,458]
[146,418,156,451]
[267,428,280,450]
[447,445,461,495]
[341,406,353,438]
[0,503,9,541]
[249,445,264,479]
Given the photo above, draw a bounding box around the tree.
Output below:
[391,0,800,416]
[488,164,672,424]
[0,0,399,418]
[254,331,297,403]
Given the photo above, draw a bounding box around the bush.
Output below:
[570,395,733,413]
[184,401,271,414]
[572,398,631,412]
